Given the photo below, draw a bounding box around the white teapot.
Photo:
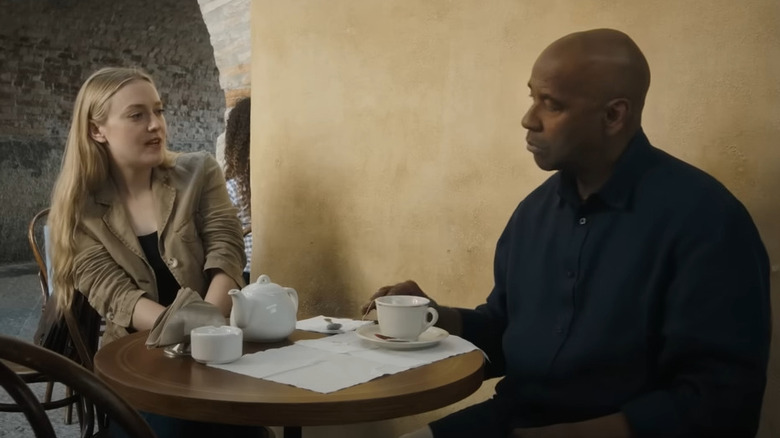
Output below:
[228,274,299,342]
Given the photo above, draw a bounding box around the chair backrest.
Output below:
[28,207,102,367]
[27,208,51,305]
[34,290,102,370]
[0,335,156,438]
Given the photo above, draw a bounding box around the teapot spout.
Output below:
[228,289,249,329]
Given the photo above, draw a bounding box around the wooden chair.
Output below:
[25,208,105,426]
[26,208,128,434]
[27,208,51,311]
[15,208,82,424]
[0,359,81,414]
[0,335,156,438]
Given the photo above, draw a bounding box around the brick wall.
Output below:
[0,0,225,263]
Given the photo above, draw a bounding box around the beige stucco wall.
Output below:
[250,1,779,436]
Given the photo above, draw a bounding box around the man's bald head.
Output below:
[537,28,651,127]
[522,29,651,180]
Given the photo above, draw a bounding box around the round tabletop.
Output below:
[94,330,484,426]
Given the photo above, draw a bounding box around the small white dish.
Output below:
[190,325,243,364]
[356,324,448,350]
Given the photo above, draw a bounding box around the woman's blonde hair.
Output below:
[49,67,176,315]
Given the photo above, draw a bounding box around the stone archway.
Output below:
[197,0,252,163]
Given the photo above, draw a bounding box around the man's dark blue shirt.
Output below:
[436,130,771,437]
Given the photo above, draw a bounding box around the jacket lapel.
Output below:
[95,182,146,260]
[152,166,176,240]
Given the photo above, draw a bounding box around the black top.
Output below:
[434,130,771,437]
[137,232,180,307]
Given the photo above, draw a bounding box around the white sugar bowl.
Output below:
[190,325,243,364]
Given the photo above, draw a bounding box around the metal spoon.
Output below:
[163,342,191,358]
[323,317,342,331]
[374,333,410,342]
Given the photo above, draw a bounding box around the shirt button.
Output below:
[106,311,115,321]
[555,326,563,334]
[167,257,179,268]
[578,217,587,225]
[566,270,575,278]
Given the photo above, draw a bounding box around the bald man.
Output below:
[368,29,770,438]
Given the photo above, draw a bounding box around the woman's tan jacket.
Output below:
[73,152,246,345]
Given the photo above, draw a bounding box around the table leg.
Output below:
[283,426,302,438]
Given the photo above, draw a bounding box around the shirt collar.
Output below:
[556,129,656,211]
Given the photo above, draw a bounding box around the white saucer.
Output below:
[356,325,449,350]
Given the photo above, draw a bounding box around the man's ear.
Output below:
[89,122,106,144]
[603,98,630,135]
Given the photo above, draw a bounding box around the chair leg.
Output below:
[44,380,54,402]
[65,385,74,424]
[76,394,84,428]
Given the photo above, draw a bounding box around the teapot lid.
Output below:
[244,274,282,292]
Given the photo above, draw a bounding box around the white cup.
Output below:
[375,295,439,340]
[190,325,243,364]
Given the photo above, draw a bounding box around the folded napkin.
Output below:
[296,315,374,334]
[146,288,226,348]
[210,331,480,393]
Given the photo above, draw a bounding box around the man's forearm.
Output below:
[512,412,634,438]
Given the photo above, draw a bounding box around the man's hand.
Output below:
[360,280,434,315]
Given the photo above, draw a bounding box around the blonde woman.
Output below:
[48,67,267,437]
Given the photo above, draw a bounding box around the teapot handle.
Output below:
[285,288,298,311]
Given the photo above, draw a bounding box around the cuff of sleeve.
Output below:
[104,289,147,329]
[457,308,484,340]
[621,390,681,438]
[204,255,246,288]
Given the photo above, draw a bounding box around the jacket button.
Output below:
[168,257,179,268]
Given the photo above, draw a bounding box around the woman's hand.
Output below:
[360,280,434,315]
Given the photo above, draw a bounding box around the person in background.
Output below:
[224,96,253,284]
[48,67,267,437]
[365,29,771,438]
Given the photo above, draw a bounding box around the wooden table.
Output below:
[94,330,484,437]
